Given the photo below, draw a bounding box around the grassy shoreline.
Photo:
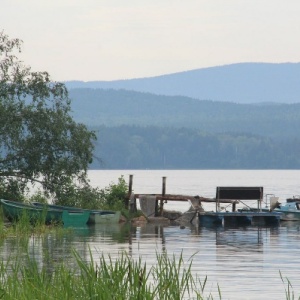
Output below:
[0,211,299,299]
[0,246,298,299]
[0,249,215,300]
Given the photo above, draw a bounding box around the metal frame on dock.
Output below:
[215,186,264,212]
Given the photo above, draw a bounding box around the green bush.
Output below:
[51,176,128,211]
[99,176,128,210]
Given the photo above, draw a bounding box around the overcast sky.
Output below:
[1,1,300,81]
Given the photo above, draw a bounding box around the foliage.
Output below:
[99,176,128,210]
[53,181,105,209]
[50,176,127,211]
[0,180,26,202]
[0,31,96,200]
[28,191,48,204]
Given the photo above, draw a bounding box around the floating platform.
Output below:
[199,211,281,227]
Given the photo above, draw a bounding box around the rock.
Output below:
[131,215,148,226]
[119,215,127,223]
[175,211,199,226]
[147,217,170,224]
[162,210,183,220]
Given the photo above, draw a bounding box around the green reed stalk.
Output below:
[0,250,298,299]
[0,249,216,300]
[280,271,300,300]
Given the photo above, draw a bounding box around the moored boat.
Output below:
[31,202,121,224]
[62,210,90,227]
[274,196,300,221]
[0,199,90,226]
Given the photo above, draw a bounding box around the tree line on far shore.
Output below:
[90,125,300,169]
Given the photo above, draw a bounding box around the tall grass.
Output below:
[0,249,216,300]
[280,271,300,300]
[0,247,298,299]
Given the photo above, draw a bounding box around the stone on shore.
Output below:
[131,215,148,226]
[147,216,170,224]
[162,210,183,220]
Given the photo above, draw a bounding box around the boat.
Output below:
[273,196,300,221]
[0,199,90,226]
[31,202,121,224]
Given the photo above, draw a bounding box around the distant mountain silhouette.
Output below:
[65,62,300,104]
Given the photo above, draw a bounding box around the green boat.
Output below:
[0,199,90,226]
[61,210,90,227]
[32,202,121,224]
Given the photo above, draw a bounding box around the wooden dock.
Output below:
[127,175,282,226]
[128,175,238,215]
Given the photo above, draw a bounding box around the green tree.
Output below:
[0,31,96,201]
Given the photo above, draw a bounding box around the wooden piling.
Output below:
[128,174,137,213]
[128,174,133,196]
[160,177,166,216]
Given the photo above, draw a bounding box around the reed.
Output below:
[280,271,300,300]
[0,249,216,300]
[0,249,298,299]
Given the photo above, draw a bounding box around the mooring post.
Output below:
[128,174,137,213]
[160,176,166,216]
[232,201,236,212]
[128,174,133,196]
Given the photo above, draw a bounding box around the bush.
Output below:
[99,176,128,210]
[50,176,128,211]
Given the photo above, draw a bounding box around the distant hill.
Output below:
[65,62,300,104]
[69,88,300,139]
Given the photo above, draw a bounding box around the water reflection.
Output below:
[1,222,300,299]
[0,223,291,263]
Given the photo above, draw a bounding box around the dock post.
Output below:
[128,174,137,213]
[128,174,133,196]
[160,176,166,216]
[232,202,236,212]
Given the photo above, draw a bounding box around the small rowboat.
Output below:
[31,202,121,224]
[0,199,90,226]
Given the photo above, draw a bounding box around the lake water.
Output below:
[2,170,300,299]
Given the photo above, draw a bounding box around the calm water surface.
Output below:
[2,170,300,300]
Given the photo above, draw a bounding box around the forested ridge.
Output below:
[68,88,300,169]
[69,88,300,139]
[65,62,300,104]
[90,125,300,169]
